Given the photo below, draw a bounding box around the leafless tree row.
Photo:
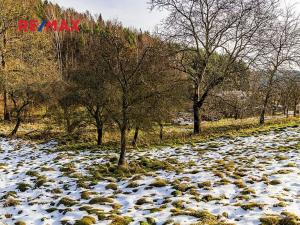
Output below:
[151,0,300,131]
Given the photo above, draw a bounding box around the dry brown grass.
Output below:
[0,112,298,150]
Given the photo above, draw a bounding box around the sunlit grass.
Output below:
[0,113,298,151]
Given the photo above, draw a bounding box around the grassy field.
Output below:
[0,115,299,151]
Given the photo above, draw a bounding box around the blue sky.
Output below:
[49,0,300,32]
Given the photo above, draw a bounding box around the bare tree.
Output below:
[151,0,278,134]
[277,71,300,117]
[100,25,175,166]
[256,6,300,124]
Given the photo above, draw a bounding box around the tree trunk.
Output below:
[259,106,266,125]
[271,105,275,116]
[118,125,127,166]
[286,106,289,118]
[118,94,128,167]
[10,114,21,136]
[1,33,10,121]
[193,82,200,134]
[94,111,103,146]
[131,127,139,147]
[234,108,239,120]
[294,101,297,117]
[260,90,271,125]
[260,70,277,125]
[159,123,163,141]
[192,77,224,134]
[3,90,10,121]
[193,103,200,134]
[96,123,103,146]
[63,108,72,133]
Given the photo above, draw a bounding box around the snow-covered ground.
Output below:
[0,126,299,225]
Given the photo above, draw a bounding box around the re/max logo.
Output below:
[18,19,80,32]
